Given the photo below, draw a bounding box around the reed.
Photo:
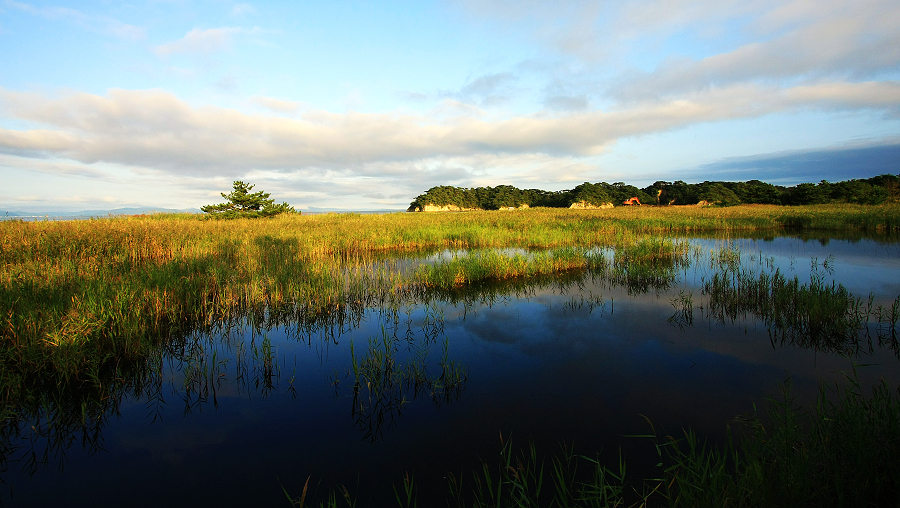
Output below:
[700,251,899,355]
[411,247,591,289]
[657,368,900,508]
[347,324,467,442]
[284,370,900,507]
[3,210,897,507]
[1,204,897,389]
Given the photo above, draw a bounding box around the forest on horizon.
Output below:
[407,174,900,211]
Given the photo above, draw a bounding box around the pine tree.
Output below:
[201,181,297,218]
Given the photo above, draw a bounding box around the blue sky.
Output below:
[1,0,898,212]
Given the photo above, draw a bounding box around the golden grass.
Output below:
[1,203,898,383]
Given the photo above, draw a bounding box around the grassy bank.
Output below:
[1,204,898,386]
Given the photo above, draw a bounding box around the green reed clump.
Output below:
[286,439,634,508]
[412,247,591,290]
[349,331,405,442]
[444,439,631,508]
[701,253,899,354]
[347,323,467,442]
[614,237,683,263]
[594,238,693,295]
[411,239,692,293]
[659,370,900,508]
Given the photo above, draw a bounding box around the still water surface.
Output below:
[3,234,899,506]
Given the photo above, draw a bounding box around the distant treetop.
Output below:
[407,174,900,211]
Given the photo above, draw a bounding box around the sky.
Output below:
[1,0,899,212]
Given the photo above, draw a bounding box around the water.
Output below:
[0,215,101,222]
[2,234,899,506]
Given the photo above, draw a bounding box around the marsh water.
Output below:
[2,233,900,506]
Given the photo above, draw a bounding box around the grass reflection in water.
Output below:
[698,247,900,357]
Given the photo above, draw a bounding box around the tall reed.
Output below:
[1,204,897,387]
[701,252,899,355]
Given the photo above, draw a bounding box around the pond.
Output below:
[2,233,899,507]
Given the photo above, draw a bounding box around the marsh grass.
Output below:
[0,210,651,384]
[286,370,900,508]
[348,324,468,442]
[445,439,632,508]
[656,368,900,508]
[2,204,899,501]
[412,247,593,289]
[2,205,897,406]
[411,237,694,297]
[700,251,900,355]
[605,239,694,295]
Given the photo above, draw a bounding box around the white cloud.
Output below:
[5,0,145,40]
[0,82,896,180]
[153,27,247,56]
[459,72,517,98]
[0,153,113,180]
[0,127,78,153]
[426,99,487,119]
[543,93,588,112]
[454,0,900,103]
[410,72,521,110]
[609,1,900,102]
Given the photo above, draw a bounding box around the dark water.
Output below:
[2,235,899,506]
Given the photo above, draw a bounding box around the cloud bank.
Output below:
[683,139,900,184]
[2,81,897,178]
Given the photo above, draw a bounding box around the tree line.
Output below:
[407,174,900,211]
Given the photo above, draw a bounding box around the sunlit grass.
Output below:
[412,247,593,289]
[1,203,898,386]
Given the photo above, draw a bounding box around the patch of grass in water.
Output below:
[411,247,592,290]
[347,321,467,443]
[701,253,900,355]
